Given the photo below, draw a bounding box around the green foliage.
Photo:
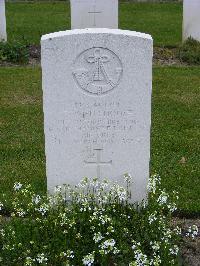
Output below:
[0,41,29,64]
[0,175,182,265]
[179,38,200,65]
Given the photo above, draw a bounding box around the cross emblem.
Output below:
[84,149,112,178]
[86,48,116,89]
[88,5,102,27]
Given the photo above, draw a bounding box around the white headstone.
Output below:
[183,0,200,41]
[41,28,153,203]
[0,0,7,41]
[70,0,118,29]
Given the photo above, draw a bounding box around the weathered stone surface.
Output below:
[41,28,153,203]
[0,0,7,41]
[183,0,200,41]
[70,0,118,29]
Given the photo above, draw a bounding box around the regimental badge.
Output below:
[73,47,123,96]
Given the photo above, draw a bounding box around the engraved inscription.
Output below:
[88,5,102,27]
[72,101,139,145]
[73,47,123,96]
[84,148,112,178]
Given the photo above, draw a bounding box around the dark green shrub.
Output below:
[179,38,200,65]
[0,41,29,64]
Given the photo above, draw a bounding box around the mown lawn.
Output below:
[6,2,182,46]
[152,67,200,214]
[0,66,199,213]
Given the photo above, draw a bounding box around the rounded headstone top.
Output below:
[41,28,153,42]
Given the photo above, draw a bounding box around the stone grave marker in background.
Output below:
[41,28,153,203]
[183,0,200,42]
[0,0,7,41]
[70,0,118,29]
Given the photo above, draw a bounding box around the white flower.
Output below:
[113,247,120,254]
[150,241,160,252]
[91,178,99,188]
[107,226,114,233]
[123,173,132,183]
[142,201,147,209]
[66,250,74,258]
[148,212,157,224]
[157,191,168,205]
[25,257,35,265]
[36,253,48,264]
[93,232,104,243]
[82,252,95,266]
[129,262,137,266]
[36,203,49,216]
[162,228,172,241]
[54,185,62,193]
[77,177,89,189]
[169,245,179,256]
[167,203,177,213]
[32,195,41,205]
[112,184,127,202]
[134,249,149,265]
[0,229,5,237]
[60,250,74,258]
[147,174,161,194]
[13,182,22,191]
[16,209,26,217]
[173,226,182,235]
[186,225,199,239]
[131,240,140,251]
[0,202,3,211]
[150,255,161,266]
[131,244,136,250]
[100,179,109,189]
[99,239,117,254]
[99,214,111,225]
[60,252,67,257]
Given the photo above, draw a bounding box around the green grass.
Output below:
[0,67,46,197]
[0,66,200,213]
[7,2,70,45]
[152,67,200,214]
[120,2,182,46]
[6,2,182,46]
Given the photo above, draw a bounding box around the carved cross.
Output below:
[88,5,102,27]
[87,48,110,82]
[84,149,112,178]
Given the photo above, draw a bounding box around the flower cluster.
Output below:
[0,175,197,265]
[82,252,95,266]
[147,174,161,194]
[13,182,23,191]
[186,225,199,239]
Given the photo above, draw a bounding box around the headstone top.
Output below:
[70,0,118,29]
[41,28,152,42]
[183,0,200,41]
[0,0,7,42]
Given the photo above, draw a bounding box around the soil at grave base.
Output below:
[0,45,191,67]
[172,218,200,266]
[29,44,41,65]
[153,47,186,66]
[0,45,41,67]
